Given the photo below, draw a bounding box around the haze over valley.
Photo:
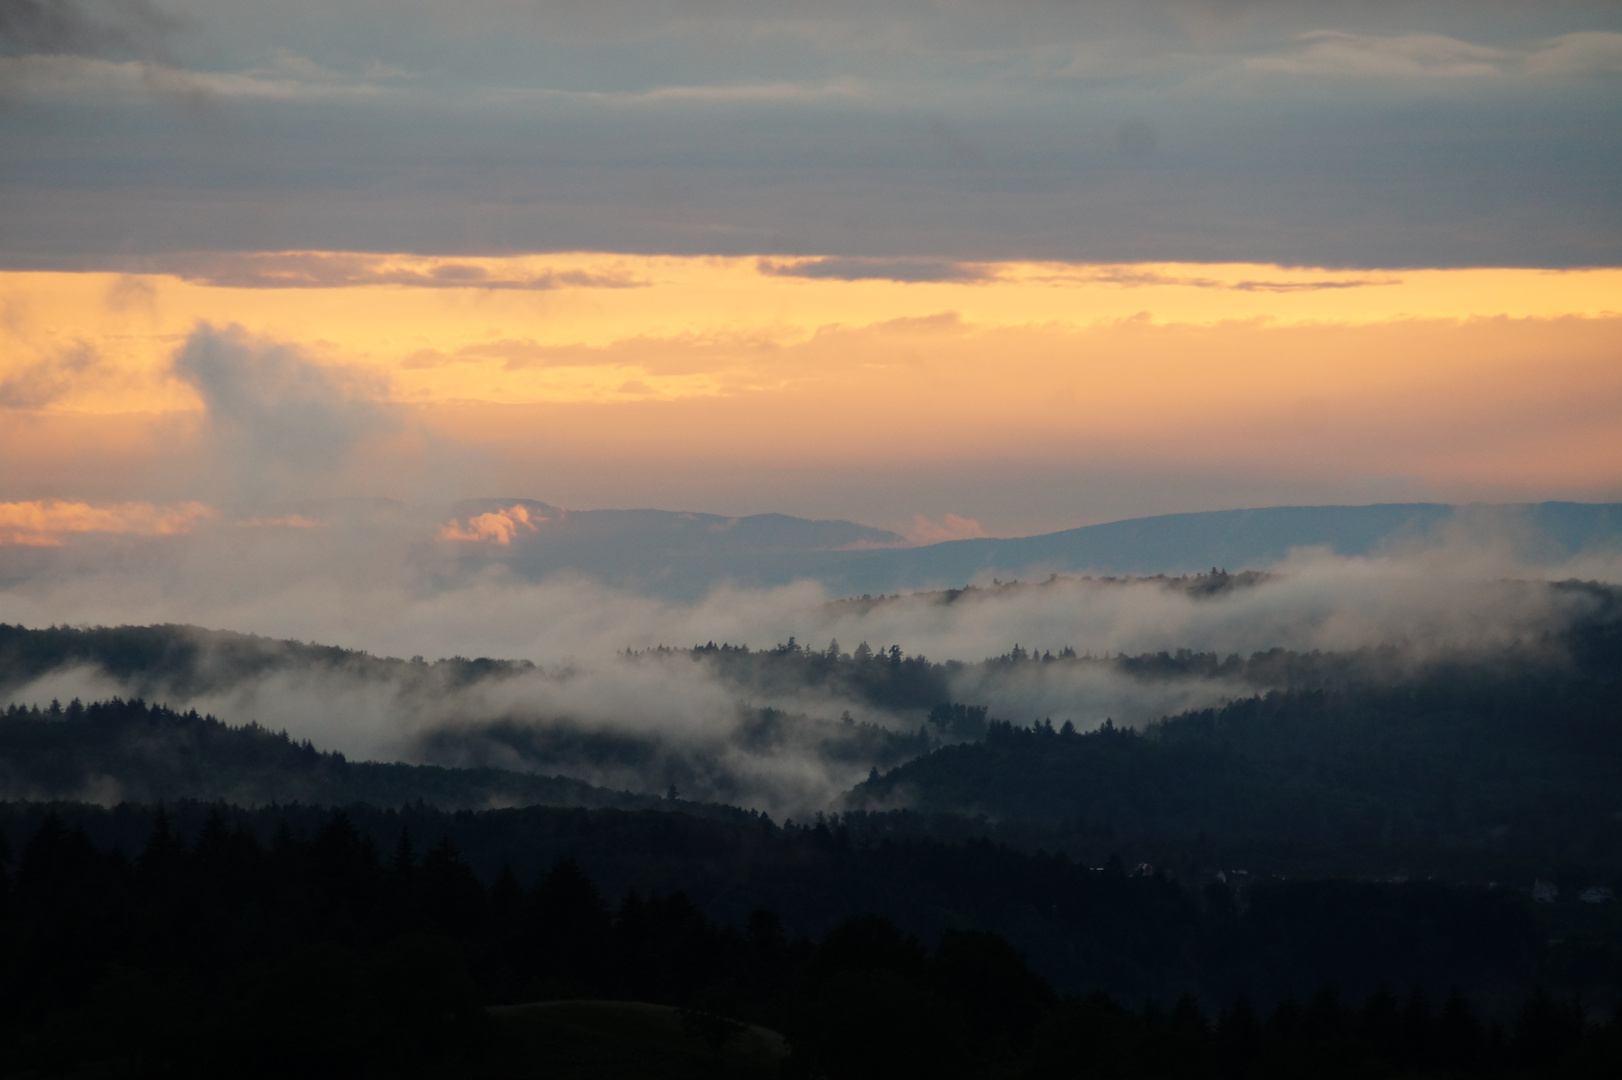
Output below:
[4,500,1619,822]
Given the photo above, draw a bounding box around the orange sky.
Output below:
[2,254,1620,537]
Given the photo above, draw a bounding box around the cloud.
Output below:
[0,340,102,409]
[440,504,543,544]
[0,0,175,59]
[907,514,988,544]
[0,498,212,545]
[1227,277,1395,293]
[1526,31,1622,76]
[233,513,323,529]
[403,338,639,371]
[2,3,1620,267]
[402,329,789,378]
[1250,28,1622,83]
[1249,31,1510,79]
[588,79,868,105]
[154,252,649,291]
[759,258,996,284]
[0,51,403,103]
[1039,266,1399,292]
[171,322,399,504]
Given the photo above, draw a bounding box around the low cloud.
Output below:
[907,514,987,544]
[172,322,399,505]
[759,258,996,284]
[0,0,175,60]
[440,504,543,544]
[401,329,786,376]
[1526,31,1622,77]
[1033,265,1399,292]
[0,51,400,103]
[0,340,102,409]
[1249,29,1622,82]
[0,498,212,545]
[403,338,630,371]
[154,252,649,291]
[232,513,322,529]
[1249,31,1510,79]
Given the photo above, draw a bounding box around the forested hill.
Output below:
[0,622,532,700]
[849,658,1622,882]
[0,799,1581,1010]
[0,698,659,812]
[4,592,1621,842]
[6,575,1617,716]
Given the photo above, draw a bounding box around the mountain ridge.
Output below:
[465,499,1622,598]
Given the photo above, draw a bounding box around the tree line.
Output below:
[2,808,1619,1078]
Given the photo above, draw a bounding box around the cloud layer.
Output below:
[0,1,1618,265]
[0,498,211,544]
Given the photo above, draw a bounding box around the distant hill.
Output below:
[16,496,1613,600]
[446,498,905,592]
[450,499,903,553]
[449,500,1622,597]
[795,501,1622,597]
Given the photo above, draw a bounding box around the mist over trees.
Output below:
[0,697,660,811]
[0,572,1620,1075]
[4,584,1619,846]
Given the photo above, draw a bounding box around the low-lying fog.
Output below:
[3,517,1619,817]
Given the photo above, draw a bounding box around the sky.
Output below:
[1,0,1620,541]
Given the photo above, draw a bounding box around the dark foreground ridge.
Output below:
[1,803,1619,1078]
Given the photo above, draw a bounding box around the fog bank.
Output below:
[3,518,1616,814]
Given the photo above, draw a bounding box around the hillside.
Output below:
[275,499,1622,599]
[798,501,1622,596]
[6,594,1622,880]
[0,621,531,701]
[848,653,1622,881]
[0,698,658,811]
[446,498,905,596]
[450,500,1622,597]
[0,798,1572,1009]
[6,800,1612,1078]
